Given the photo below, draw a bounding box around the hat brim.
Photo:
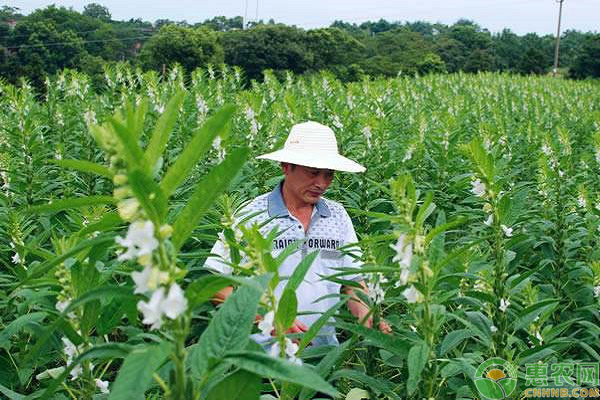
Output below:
[257,150,365,173]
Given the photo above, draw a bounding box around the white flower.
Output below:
[258,311,275,336]
[484,214,493,226]
[595,149,600,163]
[115,220,158,261]
[535,331,543,344]
[366,278,385,305]
[391,234,412,268]
[558,170,564,177]
[245,107,255,121]
[593,285,600,298]
[70,364,82,381]
[161,283,188,320]
[499,298,510,312]
[490,325,498,333]
[362,126,372,149]
[132,265,169,294]
[541,144,551,155]
[137,287,165,330]
[402,285,422,304]
[577,194,586,208]
[12,252,20,264]
[501,225,513,237]
[332,115,343,130]
[471,179,486,197]
[395,268,410,287]
[56,300,70,313]
[270,338,302,365]
[95,379,109,394]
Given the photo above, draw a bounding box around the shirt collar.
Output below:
[267,180,330,218]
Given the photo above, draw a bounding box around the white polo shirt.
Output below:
[205,180,363,345]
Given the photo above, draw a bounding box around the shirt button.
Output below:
[297,225,302,229]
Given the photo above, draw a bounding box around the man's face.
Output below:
[281,164,335,205]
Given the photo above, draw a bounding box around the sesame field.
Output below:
[1,65,599,399]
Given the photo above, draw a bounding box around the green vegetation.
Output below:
[0,65,599,398]
[1,4,599,89]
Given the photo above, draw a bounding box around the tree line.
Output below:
[1,3,599,89]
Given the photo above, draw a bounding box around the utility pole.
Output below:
[243,0,248,29]
[552,0,565,76]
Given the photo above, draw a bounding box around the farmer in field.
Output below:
[205,121,390,348]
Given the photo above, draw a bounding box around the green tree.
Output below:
[140,25,223,73]
[569,34,600,79]
[222,25,312,81]
[306,27,365,80]
[82,3,111,22]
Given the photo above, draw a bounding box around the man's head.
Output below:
[280,163,334,205]
[256,121,366,173]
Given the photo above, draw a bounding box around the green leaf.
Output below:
[440,329,473,356]
[275,289,297,332]
[0,312,46,349]
[285,250,318,292]
[346,388,370,400]
[172,147,248,250]
[415,191,435,229]
[0,383,25,400]
[109,116,147,171]
[298,298,346,352]
[335,321,412,356]
[26,196,116,214]
[206,369,261,400]
[298,340,353,400]
[49,159,113,178]
[189,275,267,378]
[186,275,234,308]
[109,342,171,400]
[407,342,429,395]
[224,351,339,397]
[128,169,168,223]
[160,104,235,197]
[145,91,185,170]
[329,369,399,400]
[65,286,137,315]
[512,299,559,331]
[78,211,123,237]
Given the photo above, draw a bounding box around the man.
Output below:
[205,121,390,347]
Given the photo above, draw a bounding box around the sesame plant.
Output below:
[1,65,599,399]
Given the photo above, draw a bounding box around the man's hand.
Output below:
[344,282,393,335]
[284,319,308,335]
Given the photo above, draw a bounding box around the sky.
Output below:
[7,0,600,35]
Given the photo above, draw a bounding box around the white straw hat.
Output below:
[257,121,366,173]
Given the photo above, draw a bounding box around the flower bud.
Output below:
[113,174,128,185]
[117,198,140,221]
[113,186,131,200]
[159,224,173,239]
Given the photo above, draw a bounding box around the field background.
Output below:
[1,65,599,399]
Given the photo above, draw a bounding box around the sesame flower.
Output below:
[471,179,486,197]
[391,234,412,268]
[594,286,600,298]
[490,325,498,333]
[501,225,513,237]
[137,287,166,330]
[12,252,20,264]
[402,285,422,304]
[270,337,302,365]
[258,311,275,336]
[132,265,169,294]
[95,379,109,394]
[484,214,493,226]
[499,298,510,312]
[116,220,159,261]
[161,283,188,320]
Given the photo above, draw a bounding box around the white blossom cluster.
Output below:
[390,234,422,304]
[116,220,187,331]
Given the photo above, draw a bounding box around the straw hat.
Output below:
[257,121,365,173]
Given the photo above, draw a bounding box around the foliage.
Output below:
[0,64,599,399]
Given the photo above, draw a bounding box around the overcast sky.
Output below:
[8,0,600,35]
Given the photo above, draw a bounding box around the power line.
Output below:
[6,35,152,50]
[0,26,154,41]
